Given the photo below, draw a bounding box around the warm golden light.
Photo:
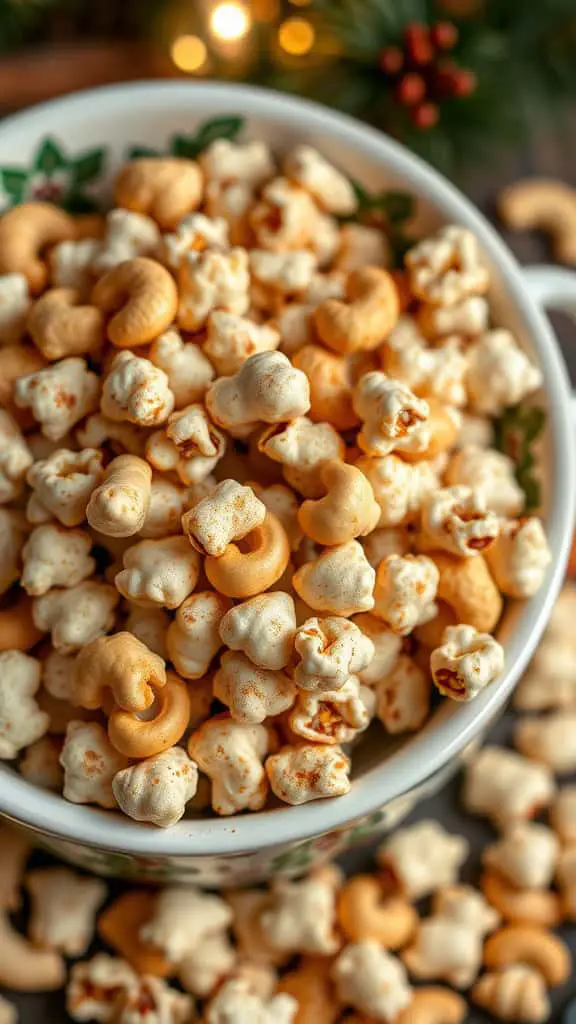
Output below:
[171,34,208,72]
[278,17,315,55]
[210,2,251,42]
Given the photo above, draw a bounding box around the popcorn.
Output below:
[486,517,551,598]
[25,867,106,956]
[93,209,159,273]
[0,410,33,504]
[0,272,30,343]
[101,351,175,427]
[219,592,296,670]
[139,475,186,540]
[112,747,199,828]
[199,139,275,189]
[214,651,295,724]
[0,651,49,759]
[42,649,75,701]
[261,868,342,955]
[178,931,237,998]
[60,721,128,808]
[205,978,297,1024]
[290,675,369,744]
[26,448,103,527]
[483,822,559,890]
[204,311,280,376]
[140,886,232,962]
[515,711,576,774]
[466,330,543,416]
[19,734,64,790]
[113,976,194,1024]
[332,942,412,1021]
[284,145,357,215]
[293,616,374,692]
[14,357,99,441]
[178,247,250,331]
[445,445,525,517]
[266,743,351,805]
[159,212,229,269]
[258,416,344,498]
[383,317,467,407]
[353,372,430,457]
[551,786,576,843]
[76,414,145,457]
[373,553,438,635]
[377,820,469,901]
[21,523,94,595]
[421,485,499,557]
[32,581,118,653]
[188,716,270,815]
[149,328,214,409]
[431,624,505,701]
[336,223,389,272]
[357,454,440,528]
[250,250,317,295]
[292,540,376,616]
[206,351,310,434]
[352,613,402,687]
[146,404,226,485]
[50,239,100,292]
[250,177,321,252]
[166,590,231,678]
[182,479,265,557]
[0,508,26,595]
[376,654,431,733]
[463,746,556,828]
[406,225,489,305]
[115,537,200,610]
[419,295,489,338]
[67,954,137,1023]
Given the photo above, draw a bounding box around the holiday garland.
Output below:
[250,0,576,176]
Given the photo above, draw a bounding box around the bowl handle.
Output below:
[522,264,576,415]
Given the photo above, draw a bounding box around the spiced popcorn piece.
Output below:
[0,136,551,827]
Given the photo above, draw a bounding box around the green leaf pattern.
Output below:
[0,136,106,212]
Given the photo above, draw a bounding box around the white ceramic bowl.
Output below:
[1,81,574,886]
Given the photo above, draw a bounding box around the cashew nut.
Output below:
[0,826,30,911]
[277,956,341,1024]
[292,344,358,431]
[480,872,561,929]
[114,157,204,229]
[298,460,380,546]
[73,632,166,712]
[92,257,178,347]
[0,202,75,293]
[337,875,417,951]
[416,553,503,648]
[0,911,65,991]
[499,178,576,264]
[0,343,46,425]
[107,671,191,758]
[0,593,44,651]
[395,987,467,1024]
[86,454,152,538]
[97,889,172,977]
[483,925,572,986]
[27,288,105,360]
[205,510,290,598]
[314,267,399,354]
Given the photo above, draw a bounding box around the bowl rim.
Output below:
[0,79,573,857]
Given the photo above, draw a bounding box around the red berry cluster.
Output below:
[379,21,477,130]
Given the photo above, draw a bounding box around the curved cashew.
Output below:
[0,203,75,293]
[92,257,178,347]
[499,179,576,264]
[114,157,204,229]
[0,594,45,651]
[27,288,105,360]
[0,826,30,911]
[337,875,417,950]
[73,632,166,712]
[395,987,467,1024]
[417,554,503,647]
[86,454,152,538]
[314,267,399,354]
[480,872,561,929]
[0,343,46,425]
[97,889,172,977]
[205,511,290,599]
[108,671,191,758]
[483,924,571,986]
[298,460,380,546]
[277,957,340,1024]
[0,911,65,991]
[292,344,358,431]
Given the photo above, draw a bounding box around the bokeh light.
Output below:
[210,2,251,42]
[171,34,208,72]
[278,17,315,55]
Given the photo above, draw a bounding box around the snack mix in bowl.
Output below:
[0,138,551,828]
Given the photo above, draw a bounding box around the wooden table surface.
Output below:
[4,115,576,1024]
